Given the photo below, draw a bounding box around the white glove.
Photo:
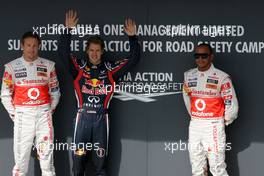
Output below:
[9,113,15,122]
[225,119,234,126]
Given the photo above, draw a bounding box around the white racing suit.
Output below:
[0,57,61,176]
[183,64,238,176]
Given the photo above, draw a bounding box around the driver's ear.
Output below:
[210,54,214,62]
[21,42,24,50]
[86,47,89,55]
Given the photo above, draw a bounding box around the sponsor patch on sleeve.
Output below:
[223,95,232,100]
[221,82,231,91]
[224,99,232,105]
[50,82,59,88]
[4,71,12,79]
[51,87,59,92]
[50,71,57,78]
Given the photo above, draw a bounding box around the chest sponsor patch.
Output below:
[206,84,217,89]
[190,97,225,118]
[37,67,47,72]
[83,73,91,79]
[188,82,197,87]
[208,75,219,79]
[99,75,107,79]
[207,78,218,84]
[188,77,197,81]
[15,72,27,78]
[84,66,90,71]
[37,72,47,77]
[14,68,26,72]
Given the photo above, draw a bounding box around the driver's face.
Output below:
[86,43,103,65]
[21,37,39,61]
[194,46,213,71]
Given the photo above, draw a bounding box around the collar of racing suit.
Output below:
[86,57,105,69]
[21,56,40,65]
[197,63,215,75]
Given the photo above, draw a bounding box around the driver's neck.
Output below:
[89,60,101,66]
[198,63,212,72]
[23,55,38,62]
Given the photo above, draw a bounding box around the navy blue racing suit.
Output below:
[58,33,140,176]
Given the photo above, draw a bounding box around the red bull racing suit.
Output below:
[58,34,140,176]
[182,64,238,176]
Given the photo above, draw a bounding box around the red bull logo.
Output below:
[86,79,104,88]
[83,79,107,95]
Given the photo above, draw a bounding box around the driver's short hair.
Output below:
[196,43,213,54]
[86,36,104,51]
[21,31,41,45]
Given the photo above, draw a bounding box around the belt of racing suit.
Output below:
[79,103,108,114]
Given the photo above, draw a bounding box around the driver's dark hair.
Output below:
[86,35,105,51]
[21,31,41,45]
[196,43,213,54]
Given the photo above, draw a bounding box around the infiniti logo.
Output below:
[88,96,100,104]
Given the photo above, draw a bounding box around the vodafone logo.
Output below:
[195,99,206,111]
[28,88,40,100]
